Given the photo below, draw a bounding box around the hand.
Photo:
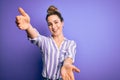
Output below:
[16,7,31,30]
[61,63,80,80]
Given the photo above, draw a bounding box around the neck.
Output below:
[52,33,64,41]
[52,33,64,48]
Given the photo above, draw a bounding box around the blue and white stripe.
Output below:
[29,30,76,79]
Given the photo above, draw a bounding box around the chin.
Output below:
[52,33,59,37]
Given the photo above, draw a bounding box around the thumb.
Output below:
[72,66,80,73]
[18,7,27,16]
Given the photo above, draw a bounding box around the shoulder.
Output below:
[65,38,76,46]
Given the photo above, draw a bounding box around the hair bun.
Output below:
[47,5,59,14]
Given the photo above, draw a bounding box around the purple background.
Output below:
[0,0,120,80]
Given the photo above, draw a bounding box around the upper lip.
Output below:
[53,30,57,32]
[52,29,57,32]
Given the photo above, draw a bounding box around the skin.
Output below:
[16,7,80,80]
[47,15,64,48]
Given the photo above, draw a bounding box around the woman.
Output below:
[16,5,80,80]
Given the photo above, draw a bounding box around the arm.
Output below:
[61,41,80,80]
[61,58,80,80]
[16,7,38,39]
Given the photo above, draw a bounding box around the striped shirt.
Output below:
[29,29,76,79]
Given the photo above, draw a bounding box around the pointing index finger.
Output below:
[18,7,27,16]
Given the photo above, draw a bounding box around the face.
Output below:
[47,15,64,37]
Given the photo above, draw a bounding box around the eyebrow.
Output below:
[48,19,59,23]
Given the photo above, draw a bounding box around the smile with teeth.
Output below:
[52,29,58,32]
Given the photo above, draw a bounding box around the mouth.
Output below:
[52,29,58,33]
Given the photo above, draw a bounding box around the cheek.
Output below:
[59,25,63,30]
[57,27,62,33]
[58,24,62,27]
[58,24,63,30]
[48,27,52,31]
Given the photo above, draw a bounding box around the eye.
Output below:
[48,23,52,26]
[55,21,58,24]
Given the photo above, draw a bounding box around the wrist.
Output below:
[26,24,33,31]
[63,62,72,66]
[63,61,72,65]
[63,58,73,65]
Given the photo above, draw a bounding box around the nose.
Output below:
[51,23,56,29]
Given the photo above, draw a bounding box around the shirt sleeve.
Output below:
[28,28,46,48]
[65,40,77,63]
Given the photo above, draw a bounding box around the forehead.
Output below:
[47,15,60,22]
